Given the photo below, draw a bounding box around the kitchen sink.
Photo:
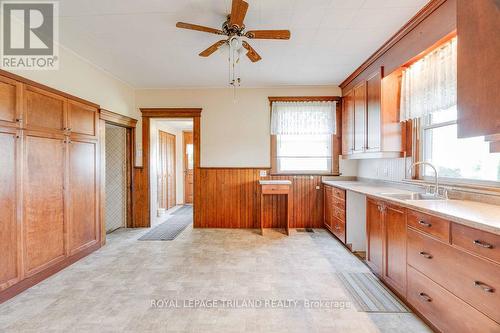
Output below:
[380,192,447,201]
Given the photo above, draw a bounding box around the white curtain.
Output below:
[270,101,336,135]
[400,37,457,121]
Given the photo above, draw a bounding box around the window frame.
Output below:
[416,113,500,187]
[269,96,342,175]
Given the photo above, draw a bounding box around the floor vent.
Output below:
[296,228,314,233]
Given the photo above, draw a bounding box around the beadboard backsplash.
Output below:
[357,158,410,182]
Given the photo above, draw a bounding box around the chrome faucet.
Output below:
[408,161,443,198]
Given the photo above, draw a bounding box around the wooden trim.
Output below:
[99,109,137,128]
[140,108,202,118]
[339,0,448,88]
[134,108,201,228]
[268,96,341,103]
[0,69,100,108]
[200,166,270,170]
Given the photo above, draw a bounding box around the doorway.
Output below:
[149,118,194,226]
[183,131,194,204]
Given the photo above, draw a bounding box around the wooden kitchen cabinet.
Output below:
[68,138,99,256]
[342,67,404,159]
[353,81,366,153]
[366,198,384,276]
[342,90,354,156]
[23,132,66,276]
[324,185,346,244]
[0,128,21,291]
[324,186,334,231]
[0,75,22,128]
[366,198,407,297]
[383,202,407,297]
[457,0,500,140]
[0,72,101,303]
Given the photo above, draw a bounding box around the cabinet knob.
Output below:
[473,240,493,249]
[474,281,494,293]
[418,292,432,302]
[419,251,433,259]
[15,118,21,122]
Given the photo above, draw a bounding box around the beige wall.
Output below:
[136,86,344,168]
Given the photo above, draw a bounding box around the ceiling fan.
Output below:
[176,0,291,63]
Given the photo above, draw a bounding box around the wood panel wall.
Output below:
[196,168,324,229]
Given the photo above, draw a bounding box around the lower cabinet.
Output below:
[407,266,499,333]
[324,185,346,244]
[366,198,384,276]
[365,198,500,331]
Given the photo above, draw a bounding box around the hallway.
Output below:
[0,228,429,332]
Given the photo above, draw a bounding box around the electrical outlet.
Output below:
[259,170,267,177]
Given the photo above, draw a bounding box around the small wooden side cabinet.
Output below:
[259,180,292,235]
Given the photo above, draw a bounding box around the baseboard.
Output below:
[0,242,101,304]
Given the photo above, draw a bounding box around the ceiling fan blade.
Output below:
[229,0,249,29]
[199,40,227,57]
[242,41,262,62]
[245,30,291,40]
[176,22,224,35]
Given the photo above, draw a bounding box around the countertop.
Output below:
[323,180,500,236]
[259,180,292,185]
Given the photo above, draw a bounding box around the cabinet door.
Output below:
[324,187,333,230]
[68,100,98,138]
[383,203,406,297]
[68,139,99,255]
[0,75,22,128]
[23,133,66,276]
[366,70,382,151]
[366,198,383,276]
[342,90,355,155]
[457,0,500,138]
[24,85,66,133]
[0,128,21,291]
[353,82,366,153]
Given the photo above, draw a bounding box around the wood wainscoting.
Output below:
[196,168,324,229]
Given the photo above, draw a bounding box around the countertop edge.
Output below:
[323,180,500,236]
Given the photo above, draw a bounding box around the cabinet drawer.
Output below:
[261,185,290,195]
[407,266,499,333]
[333,187,346,200]
[333,207,345,222]
[407,209,450,243]
[333,198,345,210]
[332,217,346,244]
[452,223,500,265]
[408,228,500,323]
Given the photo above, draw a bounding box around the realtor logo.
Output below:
[1,1,59,70]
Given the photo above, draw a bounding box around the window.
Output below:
[421,106,500,183]
[270,99,337,174]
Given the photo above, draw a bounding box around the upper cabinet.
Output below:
[0,76,22,128]
[342,67,405,159]
[456,0,500,151]
[24,85,67,133]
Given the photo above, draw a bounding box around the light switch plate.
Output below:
[259,170,267,177]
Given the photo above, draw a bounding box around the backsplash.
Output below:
[357,158,410,182]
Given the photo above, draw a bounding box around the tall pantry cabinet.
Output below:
[0,72,101,301]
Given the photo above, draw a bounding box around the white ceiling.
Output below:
[154,119,194,130]
[58,0,430,88]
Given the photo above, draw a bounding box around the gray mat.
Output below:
[172,205,193,216]
[337,272,410,313]
[138,214,192,241]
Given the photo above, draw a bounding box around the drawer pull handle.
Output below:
[419,251,433,259]
[335,225,340,230]
[473,240,493,249]
[474,281,495,293]
[418,220,432,227]
[419,292,432,302]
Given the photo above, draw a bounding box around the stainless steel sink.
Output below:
[380,192,447,201]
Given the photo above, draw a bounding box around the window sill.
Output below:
[270,173,341,177]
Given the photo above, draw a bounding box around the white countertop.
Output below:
[259,180,292,185]
[323,180,500,235]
